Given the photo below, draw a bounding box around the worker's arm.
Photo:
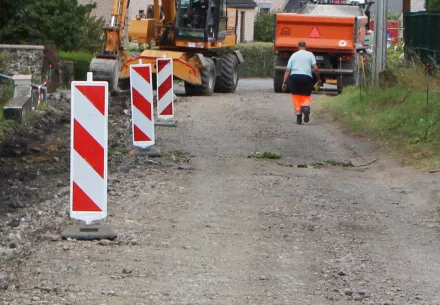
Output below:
[282,68,291,92]
[282,57,293,92]
[311,55,322,85]
[312,64,321,84]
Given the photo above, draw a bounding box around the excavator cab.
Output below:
[176,0,228,43]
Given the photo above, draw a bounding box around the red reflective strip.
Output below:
[73,119,104,178]
[133,66,151,84]
[160,103,173,116]
[72,182,102,212]
[158,75,172,100]
[76,85,106,115]
[134,124,151,141]
[132,87,152,120]
[157,59,170,73]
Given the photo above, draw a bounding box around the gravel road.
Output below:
[1,78,440,305]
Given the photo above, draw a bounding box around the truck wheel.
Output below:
[342,54,361,87]
[214,54,239,93]
[337,76,343,94]
[184,58,216,96]
[273,70,285,93]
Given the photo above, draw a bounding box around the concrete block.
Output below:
[12,74,32,98]
[61,224,117,240]
[3,89,39,122]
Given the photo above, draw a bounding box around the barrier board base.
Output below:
[131,145,161,157]
[61,224,117,240]
[154,118,178,127]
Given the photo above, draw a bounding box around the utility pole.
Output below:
[372,0,388,85]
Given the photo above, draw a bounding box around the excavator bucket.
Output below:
[89,57,121,94]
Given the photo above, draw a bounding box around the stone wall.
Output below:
[0,45,44,77]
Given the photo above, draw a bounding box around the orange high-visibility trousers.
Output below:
[291,95,312,115]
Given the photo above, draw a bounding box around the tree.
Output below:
[426,0,440,12]
[0,0,28,30]
[0,0,104,52]
[254,12,275,42]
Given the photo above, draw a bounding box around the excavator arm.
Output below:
[90,0,130,94]
[103,0,130,55]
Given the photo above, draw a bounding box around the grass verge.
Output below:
[249,152,281,159]
[59,51,94,81]
[316,64,440,171]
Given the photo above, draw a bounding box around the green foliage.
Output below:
[250,152,281,159]
[254,12,275,42]
[0,51,8,72]
[0,0,27,30]
[426,0,440,12]
[222,43,274,78]
[0,80,14,121]
[59,51,94,81]
[78,10,106,53]
[0,0,104,52]
[387,9,402,20]
[317,58,440,170]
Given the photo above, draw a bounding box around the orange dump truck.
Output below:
[273,3,369,94]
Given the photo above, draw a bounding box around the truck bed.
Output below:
[295,3,365,16]
[274,3,367,53]
[274,14,359,52]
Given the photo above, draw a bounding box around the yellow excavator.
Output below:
[90,0,244,96]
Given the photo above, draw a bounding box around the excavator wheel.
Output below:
[337,76,343,94]
[214,53,239,93]
[184,58,216,96]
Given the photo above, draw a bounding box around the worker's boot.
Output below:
[296,114,302,125]
[301,106,310,123]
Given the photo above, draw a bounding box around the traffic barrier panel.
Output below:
[62,72,116,240]
[129,63,161,157]
[155,58,178,127]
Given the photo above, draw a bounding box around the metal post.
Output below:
[372,0,388,86]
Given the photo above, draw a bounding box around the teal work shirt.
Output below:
[286,50,317,78]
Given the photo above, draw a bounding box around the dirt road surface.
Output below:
[1,79,440,305]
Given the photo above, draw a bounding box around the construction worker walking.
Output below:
[282,41,321,124]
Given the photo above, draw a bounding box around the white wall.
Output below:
[236,9,255,43]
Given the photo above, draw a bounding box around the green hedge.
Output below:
[59,51,94,81]
[225,42,275,78]
[58,43,275,81]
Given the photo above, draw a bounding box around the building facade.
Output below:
[78,0,153,23]
[227,0,258,42]
[78,0,257,43]
[253,0,286,12]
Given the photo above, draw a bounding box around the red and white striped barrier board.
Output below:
[130,64,155,148]
[70,74,108,225]
[157,58,174,119]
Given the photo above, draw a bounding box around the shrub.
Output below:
[222,42,274,78]
[0,80,14,120]
[317,53,440,170]
[254,12,275,42]
[0,52,7,72]
[58,43,275,82]
[0,1,104,52]
[59,51,94,81]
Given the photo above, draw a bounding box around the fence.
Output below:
[404,12,440,64]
